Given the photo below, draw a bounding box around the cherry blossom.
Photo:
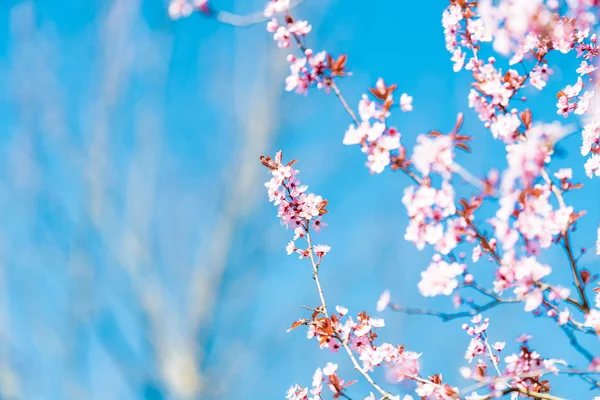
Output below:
[197,0,600,397]
[418,255,465,297]
[376,290,391,312]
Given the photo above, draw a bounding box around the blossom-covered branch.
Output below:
[171,0,600,398]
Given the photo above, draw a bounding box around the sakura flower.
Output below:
[490,112,520,142]
[451,47,466,72]
[264,0,289,17]
[585,154,600,178]
[575,90,594,115]
[411,134,454,177]
[558,308,570,325]
[366,147,392,174]
[388,351,421,381]
[286,241,296,255]
[286,384,308,400]
[288,20,312,36]
[582,119,600,156]
[322,362,338,376]
[584,309,600,331]
[563,77,584,98]
[529,63,552,90]
[493,342,506,351]
[400,93,413,112]
[313,244,330,257]
[465,337,486,362]
[312,367,323,387]
[554,168,572,180]
[523,288,544,312]
[168,0,195,19]
[515,334,533,343]
[376,290,391,312]
[577,60,597,75]
[343,122,369,145]
[415,382,436,397]
[418,256,465,297]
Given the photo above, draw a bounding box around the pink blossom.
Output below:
[563,77,584,98]
[558,308,570,325]
[493,342,506,351]
[388,351,421,381]
[376,290,391,312]
[576,60,597,75]
[582,119,600,156]
[585,154,600,178]
[554,168,572,180]
[264,0,289,17]
[530,63,552,90]
[286,241,296,255]
[313,244,330,258]
[168,0,194,20]
[451,47,466,72]
[490,112,520,142]
[418,256,465,297]
[289,20,312,36]
[322,362,337,376]
[575,90,594,115]
[400,93,413,112]
[286,384,308,400]
[523,289,543,312]
[411,135,454,177]
[472,245,482,262]
[335,305,348,316]
[584,309,600,331]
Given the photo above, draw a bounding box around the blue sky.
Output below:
[0,0,598,399]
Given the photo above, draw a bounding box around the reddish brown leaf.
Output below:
[454,135,473,141]
[287,319,307,332]
[520,109,532,128]
[455,142,472,152]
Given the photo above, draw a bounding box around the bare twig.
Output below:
[329,81,360,125]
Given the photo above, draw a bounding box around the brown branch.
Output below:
[498,387,566,400]
[303,225,395,399]
[563,231,590,312]
[459,211,502,264]
[329,80,360,125]
[389,297,519,322]
[559,324,595,362]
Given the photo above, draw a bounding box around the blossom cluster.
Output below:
[342,80,412,174]
[171,0,600,398]
[261,151,330,260]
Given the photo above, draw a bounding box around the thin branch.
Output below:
[484,335,509,387]
[329,81,360,125]
[303,225,395,399]
[451,162,489,193]
[563,231,590,312]
[389,298,519,322]
[459,212,502,264]
[541,168,566,209]
[559,324,595,362]
[499,387,566,400]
